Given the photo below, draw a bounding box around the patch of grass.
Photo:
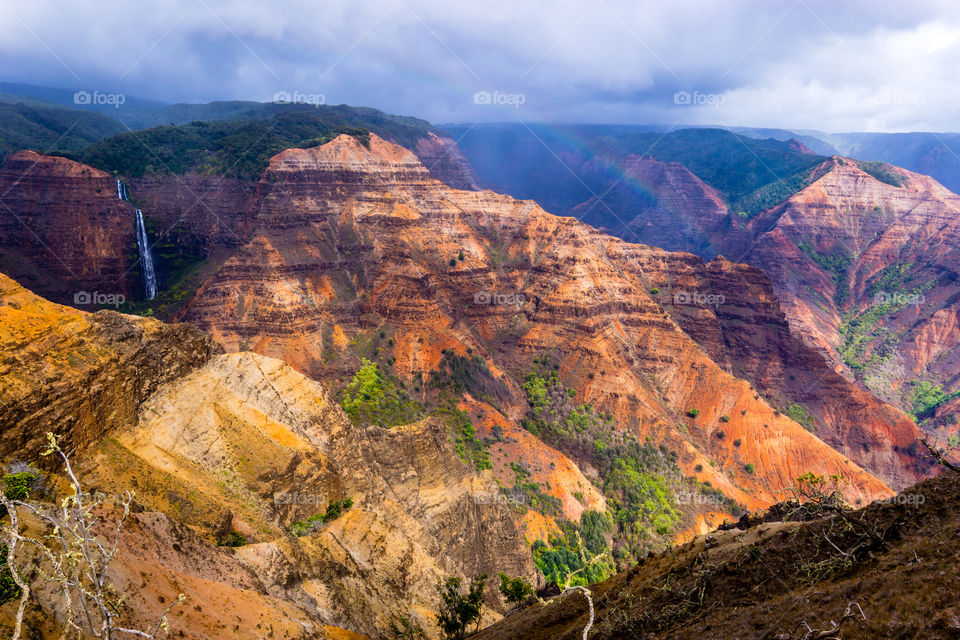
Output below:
[784,403,816,431]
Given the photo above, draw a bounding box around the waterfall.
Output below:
[117,179,158,300]
[135,210,158,300]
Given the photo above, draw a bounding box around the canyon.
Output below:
[451,127,960,420]
[0,125,950,640]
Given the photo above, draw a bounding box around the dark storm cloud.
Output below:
[1,0,959,131]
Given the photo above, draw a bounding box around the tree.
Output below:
[0,433,184,639]
[435,574,486,640]
[497,572,533,606]
[340,359,421,427]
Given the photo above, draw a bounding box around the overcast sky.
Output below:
[1,0,959,132]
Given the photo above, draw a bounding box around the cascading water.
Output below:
[135,209,158,299]
[117,179,157,300]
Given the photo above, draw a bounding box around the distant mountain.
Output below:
[443,123,826,220]
[0,81,168,127]
[722,125,840,156]
[0,82,480,192]
[74,103,445,180]
[0,99,125,159]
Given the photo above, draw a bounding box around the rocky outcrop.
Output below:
[0,151,138,304]
[82,352,536,638]
[0,274,537,639]
[415,132,482,190]
[741,159,960,406]
[573,152,960,419]
[0,272,218,462]
[652,254,930,490]
[178,133,899,504]
[12,509,359,640]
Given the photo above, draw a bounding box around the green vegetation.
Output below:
[435,407,491,471]
[0,466,39,518]
[501,462,561,516]
[838,267,933,372]
[532,512,615,587]
[341,359,422,427]
[497,572,534,606]
[745,463,756,474]
[732,161,833,218]
[289,497,354,536]
[854,160,905,188]
[76,104,438,180]
[601,128,827,207]
[909,381,960,421]
[719,414,730,423]
[217,531,248,547]
[602,442,682,548]
[797,240,853,306]
[0,545,20,605]
[430,350,510,406]
[390,616,425,640]
[0,99,124,161]
[784,404,816,431]
[687,408,700,418]
[435,574,487,640]
[519,361,739,569]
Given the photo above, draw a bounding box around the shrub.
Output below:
[716,430,725,440]
[719,414,730,423]
[218,531,247,547]
[910,381,960,421]
[0,467,40,518]
[0,545,20,605]
[289,497,355,536]
[687,409,700,418]
[744,463,756,474]
[497,573,534,606]
[733,439,741,447]
[391,616,425,639]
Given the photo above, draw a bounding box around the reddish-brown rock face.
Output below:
[652,255,930,490]
[0,151,138,304]
[415,132,482,190]
[178,134,909,503]
[574,154,733,257]
[128,172,256,257]
[740,159,960,408]
[577,153,960,420]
